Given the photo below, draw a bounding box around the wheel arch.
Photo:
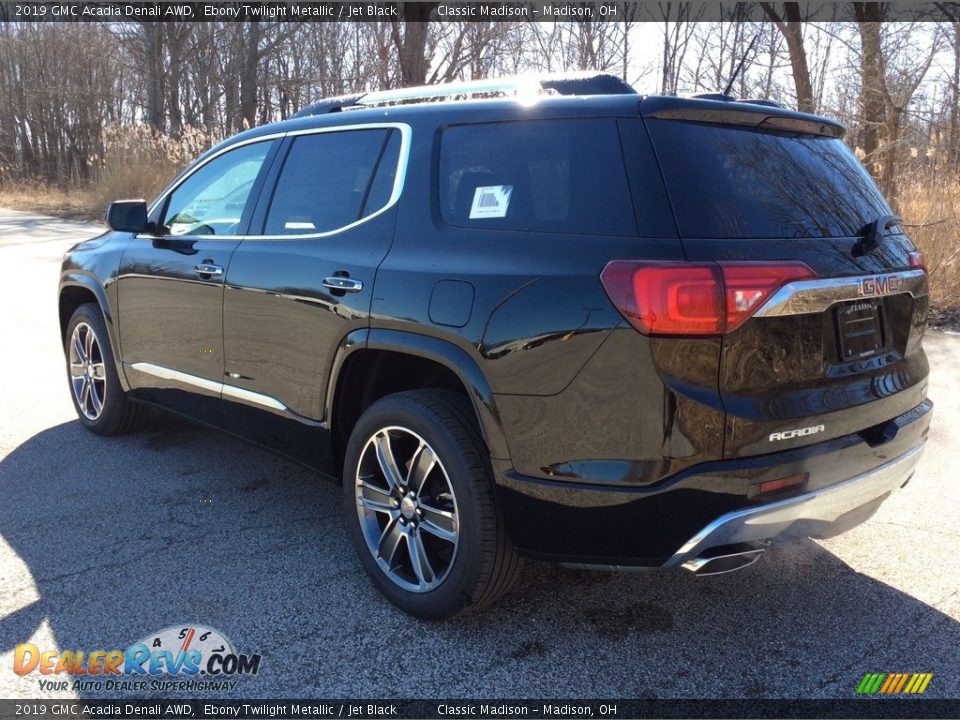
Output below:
[58,274,128,391]
[327,328,511,472]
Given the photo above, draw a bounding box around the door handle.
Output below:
[194,263,223,276]
[322,276,363,293]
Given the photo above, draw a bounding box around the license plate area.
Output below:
[836,299,885,361]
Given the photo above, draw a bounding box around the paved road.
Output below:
[1,207,958,700]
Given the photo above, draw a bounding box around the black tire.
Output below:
[342,389,522,620]
[64,303,146,436]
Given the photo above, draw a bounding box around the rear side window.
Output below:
[439,119,637,236]
[645,119,892,239]
[264,128,398,235]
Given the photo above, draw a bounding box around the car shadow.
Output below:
[1,416,958,699]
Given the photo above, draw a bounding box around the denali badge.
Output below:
[769,425,825,442]
[858,274,901,296]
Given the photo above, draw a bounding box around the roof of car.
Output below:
[206,74,845,162]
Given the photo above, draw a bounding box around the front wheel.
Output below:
[342,389,521,620]
[64,303,145,435]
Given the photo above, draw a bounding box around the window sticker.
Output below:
[284,220,316,231]
[469,185,513,219]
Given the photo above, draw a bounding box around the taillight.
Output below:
[721,262,816,331]
[600,261,816,336]
[908,250,926,272]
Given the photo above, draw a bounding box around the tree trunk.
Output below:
[390,3,437,86]
[240,21,261,130]
[760,3,815,113]
[142,23,165,132]
[853,3,887,184]
[883,106,902,209]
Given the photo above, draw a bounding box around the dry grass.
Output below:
[84,124,213,216]
[0,124,216,223]
[0,182,101,222]
[898,174,960,317]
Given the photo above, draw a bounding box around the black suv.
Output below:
[59,74,932,619]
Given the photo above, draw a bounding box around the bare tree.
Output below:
[760,2,815,111]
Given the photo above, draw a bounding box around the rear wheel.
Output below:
[343,389,521,620]
[65,303,145,435]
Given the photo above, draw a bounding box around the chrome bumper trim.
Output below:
[665,441,926,568]
[754,269,926,318]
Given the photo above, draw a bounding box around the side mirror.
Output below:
[105,200,149,234]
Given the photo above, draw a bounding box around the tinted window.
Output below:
[440,119,637,236]
[645,119,892,239]
[264,128,396,235]
[162,141,272,236]
[617,119,678,237]
[362,130,402,216]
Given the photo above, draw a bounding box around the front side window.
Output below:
[263,128,399,236]
[161,141,273,236]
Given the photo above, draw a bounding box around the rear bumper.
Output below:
[493,399,932,566]
[664,441,924,570]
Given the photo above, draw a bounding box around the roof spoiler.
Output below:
[641,96,845,139]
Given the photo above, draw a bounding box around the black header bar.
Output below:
[0,1,957,23]
[2,699,960,720]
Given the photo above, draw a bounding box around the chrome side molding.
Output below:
[129,362,222,395]
[127,361,316,423]
[755,269,926,318]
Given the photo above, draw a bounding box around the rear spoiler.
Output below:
[640,96,845,139]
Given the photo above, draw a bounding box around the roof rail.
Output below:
[292,74,636,117]
[350,77,547,108]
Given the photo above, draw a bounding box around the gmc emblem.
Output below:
[858,274,901,296]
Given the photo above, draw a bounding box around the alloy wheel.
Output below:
[354,426,459,593]
[68,322,106,421]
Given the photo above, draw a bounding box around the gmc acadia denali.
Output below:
[58,75,933,619]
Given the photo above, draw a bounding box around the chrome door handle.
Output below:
[322,276,363,293]
[194,263,223,276]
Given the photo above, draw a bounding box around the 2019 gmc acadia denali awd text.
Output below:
[58,75,933,619]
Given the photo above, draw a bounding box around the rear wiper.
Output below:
[854,213,901,256]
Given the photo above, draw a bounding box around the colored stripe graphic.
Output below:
[880,674,897,693]
[894,674,909,693]
[857,672,932,694]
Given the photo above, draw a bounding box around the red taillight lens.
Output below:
[908,250,926,272]
[720,262,816,332]
[600,261,816,336]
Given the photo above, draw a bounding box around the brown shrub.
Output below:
[85,124,216,217]
[898,171,960,313]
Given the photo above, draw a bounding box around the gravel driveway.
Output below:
[1,208,958,700]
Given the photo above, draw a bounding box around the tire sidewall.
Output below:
[342,394,491,620]
[65,303,126,434]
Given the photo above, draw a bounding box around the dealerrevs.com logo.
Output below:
[14,625,261,693]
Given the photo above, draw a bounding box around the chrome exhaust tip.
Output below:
[682,543,767,576]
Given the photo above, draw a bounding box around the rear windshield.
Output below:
[645,119,893,239]
[439,119,637,236]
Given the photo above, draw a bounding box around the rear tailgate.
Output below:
[642,102,930,459]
